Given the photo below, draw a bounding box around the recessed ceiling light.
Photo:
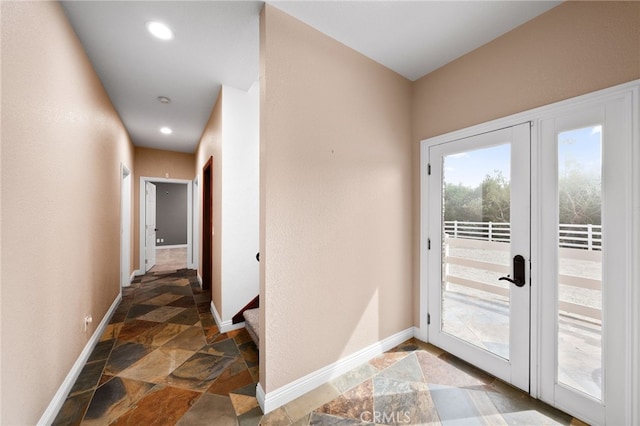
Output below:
[146,21,174,41]
[160,127,172,135]
[157,96,171,104]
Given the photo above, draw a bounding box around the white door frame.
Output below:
[138,176,193,274]
[191,176,199,270]
[419,80,639,425]
[120,164,132,287]
[144,181,157,272]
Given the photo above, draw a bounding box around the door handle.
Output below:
[499,255,526,287]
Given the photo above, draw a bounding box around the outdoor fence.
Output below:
[444,220,602,251]
[443,220,602,323]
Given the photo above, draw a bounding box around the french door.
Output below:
[426,123,531,391]
[537,97,633,425]
[421,83,637,426]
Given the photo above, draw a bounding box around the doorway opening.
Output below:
[201,157,213,291]
[139,176,193,275]
[150,181,190,272]
[420,82,638,425]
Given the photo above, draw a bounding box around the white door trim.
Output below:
[631,81,640,426]
[144,181,157,271]
[419,80,639,425]
[138,176,193,274]
[191,176,199,270]
[120,164,132,287]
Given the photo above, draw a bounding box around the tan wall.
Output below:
[411,1,640,325]
[412,1,640,141]
[0,2,134,423]
[132,147,195,271]
[194,95,223,313]
[260,5,413,392]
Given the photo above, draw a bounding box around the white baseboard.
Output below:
[413,325,428,342]
[210,301,245,333]
[257,382,266,412]
[38,292,122,425]
[258,327,415,414]
[134,269,144,277]
[122,271,137,287]
[197,273,203,289]
[156,244,188,250]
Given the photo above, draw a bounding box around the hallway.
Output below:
[52,271,583,425]
[53,270,261,425]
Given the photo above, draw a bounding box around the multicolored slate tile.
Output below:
[54,270,583,425]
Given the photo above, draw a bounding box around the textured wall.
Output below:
[1,2,134,423]
[412,1,640,141]
[260,5,413,392]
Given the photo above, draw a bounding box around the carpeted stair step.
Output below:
[242,308,259,348]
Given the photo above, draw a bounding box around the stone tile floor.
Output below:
[54,269,585,425]
[291,340,587,425]
[53,269,260,425]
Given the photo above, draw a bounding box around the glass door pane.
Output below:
[427,122,531,391]
[441,143,512,359]
[557,126,603,400]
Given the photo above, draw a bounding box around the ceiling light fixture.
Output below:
[157,96,171,104]
[146,21,174,41]
[160,127,172,135]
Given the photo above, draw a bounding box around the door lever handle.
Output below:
[499,255,526,287]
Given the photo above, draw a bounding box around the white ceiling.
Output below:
[61,1,561,154]
[271,1,561,81]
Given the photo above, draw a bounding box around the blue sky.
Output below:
[442,125,601,187]
[444,143,510,187]
[558,125,602,176]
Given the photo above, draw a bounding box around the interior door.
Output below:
[427,123,531,391]
[202,157,213,291]
[145,181,157,272]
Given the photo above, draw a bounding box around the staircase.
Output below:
[231,295,259,347]
[242,308,259,347]
[230,253,260,347]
